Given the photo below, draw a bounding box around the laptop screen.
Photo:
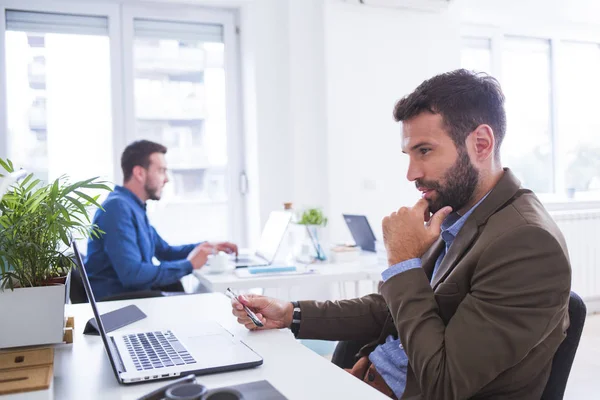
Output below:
[72,242,121,374]
[343,214,377,252]
[255,211,292,262]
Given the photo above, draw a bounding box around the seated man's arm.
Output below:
[296,294,390,341]
[153,228,200,261]
[102,201,193,290]
[381,225,570,399]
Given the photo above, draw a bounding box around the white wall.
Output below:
[239,0,329,246]
[323,1,460,242]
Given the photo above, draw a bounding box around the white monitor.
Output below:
[255,211,292,263]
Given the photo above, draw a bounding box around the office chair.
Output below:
[69,267,89,304]
[541,291,587,400]
[69,265,183,303]
[332,291,586,400]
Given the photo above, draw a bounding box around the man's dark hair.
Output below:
[121,140,167,182]
[393,69,506,158]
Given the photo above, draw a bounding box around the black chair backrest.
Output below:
[542,291,587,400]
[69,266,89,304]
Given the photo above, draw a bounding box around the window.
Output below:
[557,41,600,199]
[2,5,243,244]
[461,34,600,201]
[461,37,492,74]
[4,11,113,184]
[131,18,232,243]
[501,37,553,194]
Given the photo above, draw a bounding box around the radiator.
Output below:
[551,209,600,312]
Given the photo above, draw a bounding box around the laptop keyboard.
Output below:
[123,330,196,371]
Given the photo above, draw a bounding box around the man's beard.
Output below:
[416,148,479,213]
[144,182,161,201]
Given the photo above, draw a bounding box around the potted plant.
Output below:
[297,208,328,261]
[0,158,110,348]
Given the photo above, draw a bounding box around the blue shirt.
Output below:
[85,186,199,299]
[371,195,488,399]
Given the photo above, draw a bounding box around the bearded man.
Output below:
[229,70,571,400]
[85,140,238,300]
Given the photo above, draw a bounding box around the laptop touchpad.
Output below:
[186,335,259,367]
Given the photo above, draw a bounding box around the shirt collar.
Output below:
[114,185,147,210]
[440,192,490,244]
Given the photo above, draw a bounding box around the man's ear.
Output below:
[131,165,146,183]
[468,124,495,161]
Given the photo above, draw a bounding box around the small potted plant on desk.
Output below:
[297,208,328,262]
[0,158,110,348]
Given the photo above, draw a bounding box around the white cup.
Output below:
[206,251,230,273]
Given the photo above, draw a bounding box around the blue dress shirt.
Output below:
[370,195,488,399]
[85,186,200,299]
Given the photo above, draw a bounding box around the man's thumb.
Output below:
[428,206,452,231]
[239,294,263,309]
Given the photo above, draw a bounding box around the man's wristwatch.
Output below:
[290,301,301,337]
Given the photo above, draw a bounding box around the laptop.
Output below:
[234,210,292,268]
[342,214,377,252]
[72,243,263,384]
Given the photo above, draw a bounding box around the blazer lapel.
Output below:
[421,238,444,281]
[430,219,479,289]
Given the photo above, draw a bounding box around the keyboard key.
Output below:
[170,341,186,353]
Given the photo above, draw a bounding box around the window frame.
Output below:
[461,23,600,210]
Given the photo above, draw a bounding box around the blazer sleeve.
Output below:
[296,294,389,341]
[380,224,571,400]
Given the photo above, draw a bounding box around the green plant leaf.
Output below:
[73,190,102,208]
[0,158,14,173]
[22,177,42,195]
[58,228,70,247]
[65,196,90,221]
[61,177,99,197]
[81,183,113,192]
[20,173,33,187]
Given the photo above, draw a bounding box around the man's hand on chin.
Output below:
[382,199,452,266]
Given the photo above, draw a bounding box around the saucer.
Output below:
[203,263,235,274]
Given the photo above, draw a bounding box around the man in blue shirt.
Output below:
[85,140,238,300]
[228,70,570,399]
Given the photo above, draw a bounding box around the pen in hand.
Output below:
[225,288,264,327]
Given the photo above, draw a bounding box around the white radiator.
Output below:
[551,209,600,313]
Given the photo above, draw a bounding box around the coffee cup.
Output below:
[206,251,230,273]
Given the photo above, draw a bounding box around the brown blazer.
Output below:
[297,169,571,400]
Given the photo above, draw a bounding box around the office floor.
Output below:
[303,314,600,399]
[565,313,600,399]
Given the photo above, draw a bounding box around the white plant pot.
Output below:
[0,284,66,349]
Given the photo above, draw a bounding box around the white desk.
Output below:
[193,254,385,297]
[9,293,388,400]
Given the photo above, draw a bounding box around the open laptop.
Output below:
[72,242,263,384]
[234,210,292,268]
[342,214,377,252]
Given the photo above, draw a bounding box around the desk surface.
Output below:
[194,254,384,292]
[43,293,388,400]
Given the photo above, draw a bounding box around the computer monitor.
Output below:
[255,210,292,263]
[342,214,377,252]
